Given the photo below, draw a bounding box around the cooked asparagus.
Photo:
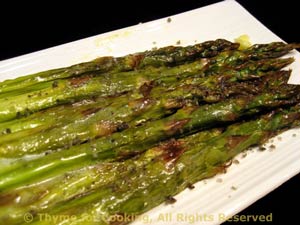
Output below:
[27,104,300,225]
[0,39,239,95]
[0,58,293,157]
[0,70,299,191]
[0,56,292,136]
[0,129,223,224]
[0,39,299,225]
[0,60,207,123]
[0,42,297,123]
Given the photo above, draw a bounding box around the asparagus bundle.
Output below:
[0,56,292,137]
[0,42,297,123]
[0,58,293,157]
[64,104,300,225]
[1,70,299,192]
[2,104,299,225]
[0,129,223,224]
[0,39,299,225]
[0,39,239,95]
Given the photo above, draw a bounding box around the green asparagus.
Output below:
[0,129,223,224]
[0,39,299,225]
[0,56,293,136]
[0,39,239,95]
[0,60,294,157]
[0,42,297,123]
[0,70,299,191]
[0,60,207,123]
[28,104,300,225]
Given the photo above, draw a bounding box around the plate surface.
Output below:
[0,1,299,224]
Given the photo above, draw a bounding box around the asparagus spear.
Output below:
[0,96,113,135]
[245,42,300,59]
[0,58,293,157]
[0,70,299,191]
[0,39,239,95]
[29,104,300,225]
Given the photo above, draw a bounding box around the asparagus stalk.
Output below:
[0,95,119,136]
[245,42,300,59]
[0,58,293,157]
[0,70,299,191]
[29,104,300,225]
[0,39,239,95]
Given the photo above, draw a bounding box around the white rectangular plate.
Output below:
[1,1,299,224]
